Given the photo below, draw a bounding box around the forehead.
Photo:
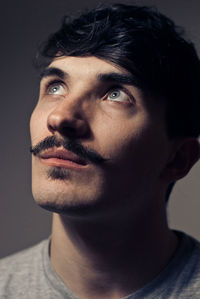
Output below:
[48,56,128,78]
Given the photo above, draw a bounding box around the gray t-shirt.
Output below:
[0,231,200,298]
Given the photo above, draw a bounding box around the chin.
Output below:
[31,166,111,218]
[35,196,110,220]
[36,200,98,216]
[32,181,107,219]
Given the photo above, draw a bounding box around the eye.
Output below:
[46,81,66,95]
[107,89,131,103]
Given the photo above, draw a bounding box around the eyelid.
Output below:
[42,78,66,94]
[106,85,135,103]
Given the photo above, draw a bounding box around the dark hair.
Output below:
[37,3,200,139]
[36,3,200,200]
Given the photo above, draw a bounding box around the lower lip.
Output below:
[39,158,88,170]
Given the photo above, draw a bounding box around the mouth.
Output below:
[37,148,88,169]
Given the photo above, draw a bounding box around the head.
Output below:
[30,4,200,219]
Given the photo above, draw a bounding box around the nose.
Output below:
[47,99,90,138]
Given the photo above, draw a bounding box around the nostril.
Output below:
[48,119,89,138]
[60,126,77,137]
[47,109,90,138]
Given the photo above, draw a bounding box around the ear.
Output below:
[160,138,200,183]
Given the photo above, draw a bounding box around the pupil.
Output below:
[111,91,119,98]
[52,86,58,93]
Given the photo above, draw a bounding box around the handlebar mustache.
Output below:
[30,135,108,165]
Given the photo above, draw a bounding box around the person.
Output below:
[0,3,200,299]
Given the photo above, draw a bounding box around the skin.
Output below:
[30,56,199,299]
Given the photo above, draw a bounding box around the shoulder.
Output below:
[180,232,200,271]
[129,231,200,299]
[172,231,200,297]
[0,239,49,297]
[0,239,48,271]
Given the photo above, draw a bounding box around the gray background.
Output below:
[0,0,199,258]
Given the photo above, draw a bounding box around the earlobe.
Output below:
[160,138,200,183]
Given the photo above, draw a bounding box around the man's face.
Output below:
[30,56,171,217]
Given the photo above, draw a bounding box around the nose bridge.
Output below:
[52,94,82,118]
[53,81,93,116]
[47,88,91,136]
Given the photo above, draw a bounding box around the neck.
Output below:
[50,201,178,299]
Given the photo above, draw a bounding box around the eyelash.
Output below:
[43,80,134,104]
[106,85,135,103]
[45,79,65,94]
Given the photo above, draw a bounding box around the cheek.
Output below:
[91,111,150,159]
[93,110,169,180]
[30,107,49,145]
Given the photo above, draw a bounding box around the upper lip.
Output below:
[38,148,88,165]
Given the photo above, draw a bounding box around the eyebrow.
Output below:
[40,67,67,80]
[97,72,138,86]
[40,67,138,87]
